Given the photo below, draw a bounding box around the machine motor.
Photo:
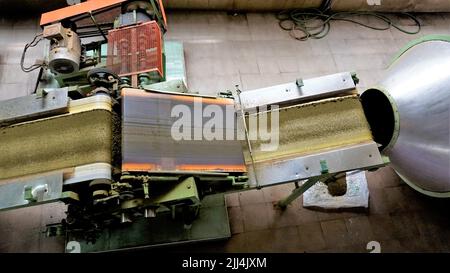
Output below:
[43,22,82,74]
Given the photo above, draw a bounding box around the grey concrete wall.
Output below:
[0,16,43,100]
[165,12,450,96]
[0,16,78,253]
[4,0,450,14]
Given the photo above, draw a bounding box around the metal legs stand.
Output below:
[277,174,333,209]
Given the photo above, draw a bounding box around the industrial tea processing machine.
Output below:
[0,0,449,252]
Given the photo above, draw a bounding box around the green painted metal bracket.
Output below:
[320,160,329,174]
[23,186,35,202]
[350,71,359,85]
[143,79,188,93]
[67,193,231,252]
[152,176,200,205]
[277,173,334,209]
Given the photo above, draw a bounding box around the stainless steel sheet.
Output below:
[121,88,246,173]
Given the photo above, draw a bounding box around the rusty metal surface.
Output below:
[121,88,246,173]
[107,21,163,78]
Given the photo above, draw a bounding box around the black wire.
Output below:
[277,9,421,41]
[319,0,332,12]
[78,27,114,38]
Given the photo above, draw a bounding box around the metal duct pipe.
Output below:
[163,0,450,12]
[360,35,450,197]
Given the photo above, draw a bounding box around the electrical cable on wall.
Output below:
[276,9,421,41]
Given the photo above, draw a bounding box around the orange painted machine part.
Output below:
[40,0,167,27]
[121,88,247,174]
[158,0,168,28]
[122,163,246,173]
[107,21,164,78]
[177,164,247,172]
[121,88,235,106]
[122,163,157,172]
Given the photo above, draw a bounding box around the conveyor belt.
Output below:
[0,95,113,180]
[243,94,374,164]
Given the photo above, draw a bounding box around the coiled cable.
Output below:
[277,9,421,41]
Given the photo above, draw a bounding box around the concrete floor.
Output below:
[187,167,450,253]
[1,11,450,253]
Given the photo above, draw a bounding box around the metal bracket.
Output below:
[277,173,334,209]
[238,72,357,110]
[0,173,63,211]
[234,85,260,188]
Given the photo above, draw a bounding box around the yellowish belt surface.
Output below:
[0,95,113,180]
[244,95,373,163]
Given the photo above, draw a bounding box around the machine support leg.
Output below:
[277,174,333,209]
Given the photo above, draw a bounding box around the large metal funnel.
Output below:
[361,35,450,197]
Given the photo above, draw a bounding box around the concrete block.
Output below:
[41,202,67,226]
[187,74,241,94]
[224,233,247,252]
[333,53,389,71]
[242,203,272,232]
[228,206,244,234]
[239,189,265,206]
[297,222,327,252]
[261,183,294,203]
[298,54,337,74]
[390,212,421,239]
[225,192,240,207]
[213,57,239,76]
[240,73,265,90]
[321,219,351,248]
[234,56,260,74]
[0,83,29,100]
[186,57,215,77]
[368,214,397,241]
[272,226,304,253]
[257,56,280,74]
[368,188,391,214]
[345,216,375,245]
[277,56,299,73]
[308,39,333,56]
[244,229,275,252]
[271,205,305,228]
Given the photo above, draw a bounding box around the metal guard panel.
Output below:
[0,89,69,126]
[121,88,247,174]
[238,72,357,110]
[0,172,63,211]
[247,141,384,187]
